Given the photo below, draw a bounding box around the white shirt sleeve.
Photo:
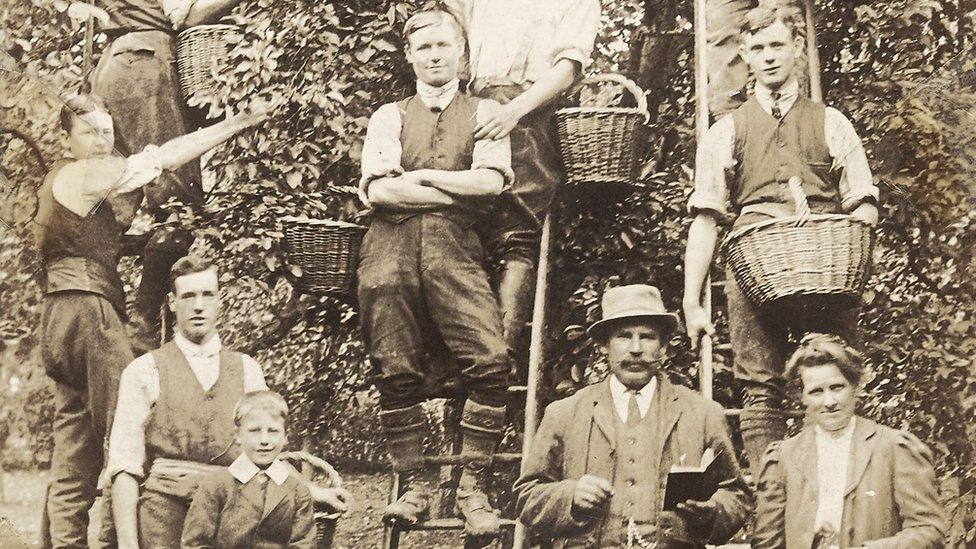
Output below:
[824,107,878,211]
[161,0,195,28]
[688,114,736,218]
[241,354,269,392]
[549,0,601,71]
[359,103,404,207]
[472,99,515,186]
[103,353,160,484]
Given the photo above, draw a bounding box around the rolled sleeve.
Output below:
[359,103,404,206]
[116,145,163,194]
[689,115,735,219]
[161,0,194,28]
[473,99,515,186]
[550,0,601,72]
[825,107,878,211]
[103,354,159,485]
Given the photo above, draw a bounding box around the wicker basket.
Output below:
[555,74,650,186]
[176,24,238,99]
[282,217,366,296]
[280,451,343,549]
[722,179,875,308]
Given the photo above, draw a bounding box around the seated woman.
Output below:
[31,93,267,548]
[753,333,947,548]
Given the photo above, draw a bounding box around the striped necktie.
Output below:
[770,90,783,120]
[626,391,642,427]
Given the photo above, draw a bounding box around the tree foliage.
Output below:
[1,0,975,542]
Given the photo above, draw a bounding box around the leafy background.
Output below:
[1,0,974,544]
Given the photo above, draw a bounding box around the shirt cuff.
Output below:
[841,189,879,212]
[687,191,729,219]
[552,48,589,72]
[118,145,163,193]
[358,167,402,207]
[100,462,145,489]
[471,162,515,190]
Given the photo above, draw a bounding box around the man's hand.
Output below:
[307,485,353,515]
[571,474,613,515]
[675,499,718,534]
[683,302,715,350]
[850,201,879,226]
[474,101,524,140]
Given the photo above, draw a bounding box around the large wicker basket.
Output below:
[281,451,343,549]
[282,217,366,296]
[555,73,650,186]
[722,179,875,308]
[175,24,238,100]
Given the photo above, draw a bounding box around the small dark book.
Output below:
[663,448,720,511]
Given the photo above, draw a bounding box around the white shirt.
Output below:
[690,79,878,218]
[227,453,290,486]
[52,146,162,218]
[608,375,657,424]
[104,333,267,482]
[416,78,461,112]
[814,417,857,537]
[445,0,601,85]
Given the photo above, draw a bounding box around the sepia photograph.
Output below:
[0,0,974,547]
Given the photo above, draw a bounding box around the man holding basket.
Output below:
[682,4,880,477]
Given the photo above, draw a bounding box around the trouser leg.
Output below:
[357,219,427,410]
[130,225,195,339]
[421,218,511,409]
[46,383,101,549]
[137,489,188,548]
[726,268,789,478]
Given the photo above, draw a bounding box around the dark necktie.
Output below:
[626,391,642,427]
[770,91,783,120]
[255,471,269,509]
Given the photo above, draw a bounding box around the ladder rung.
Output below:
[508,385,527,393]
[423,452,522,466]
[394,518,518,531]
[713,343,732,353]
[724,408,804,419]
[711,279,726,291]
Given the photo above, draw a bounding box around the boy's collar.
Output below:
[228,453,290,486]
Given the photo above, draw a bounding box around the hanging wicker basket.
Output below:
[555,73,650,186]
[175,24,239,100]
[722,178,875,308]
[282,217,366,296]
[280,451,343,548]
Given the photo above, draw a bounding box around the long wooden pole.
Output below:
[693,0,714,401]
[804,0,823,102]
[512,213,552,549]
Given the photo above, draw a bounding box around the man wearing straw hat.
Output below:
[682,4,880,478]
[91,0,248,351]
[357,7,516,536]
[443,0,600,374]
[514,284,751,548]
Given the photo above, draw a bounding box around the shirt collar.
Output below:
[814,416,857,444]
[228,453,290,486]
[416,78,460,110]
[608,374,657,401]
[754,79,800,115]
[173,331,221,359]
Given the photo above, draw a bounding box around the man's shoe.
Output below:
[383,485,431,525]
[456,488,501,536]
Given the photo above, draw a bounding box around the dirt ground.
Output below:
[0,469,502,548]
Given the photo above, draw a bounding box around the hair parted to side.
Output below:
[741,2,802,38]
[169,254,217,291]
[785,332,865,387]
[403,7,464,47]
[234,390,290,428]
[60,94,111,132]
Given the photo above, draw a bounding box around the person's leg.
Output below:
[91,33,202,340]
[726,268,790,479]
[137,489,189,548]
[421,219,511,534]
[357,219,431,523]
[45,382,102,549]
[705,0,752,118]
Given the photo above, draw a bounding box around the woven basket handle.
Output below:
[576,73,650,122]
[787,176,812,224]
[280,450,343,489]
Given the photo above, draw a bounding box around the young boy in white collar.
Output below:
[180,391,316,548]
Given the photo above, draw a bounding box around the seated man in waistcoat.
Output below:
[105,255,271,549]
[514,285,751,548]
[682,4,880,477]
[357,8,514,536]
[30,94,266,549]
